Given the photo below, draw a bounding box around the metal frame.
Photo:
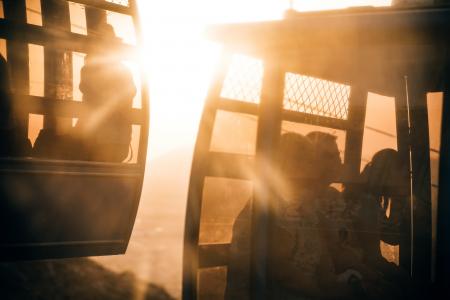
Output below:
[436,73,450,294]
[0,0,149,260]
[183,5,450,300]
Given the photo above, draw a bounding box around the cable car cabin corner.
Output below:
[0,0,149,260]
[183,4,450,300]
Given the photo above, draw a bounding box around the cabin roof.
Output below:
[206,6,450,96]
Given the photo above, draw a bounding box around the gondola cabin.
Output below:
[183,4,450,299]
[0,0,148,260]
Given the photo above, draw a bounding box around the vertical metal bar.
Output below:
[395,86,413,275]
[182,50,231,300]
[436,72,450,294]
[128,0,149,167]
[3,0,29,136]
[408,80,432,283]
[41,0,72,131]
[117,0,150,262]
[343,86,367,178]
[251,62,284,300]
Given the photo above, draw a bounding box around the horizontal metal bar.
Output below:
[0,157,144,175]
[0,169,141,177]
[0,241,127,261]
[198,243,230,268]
[218,98,259,115]
[206,152,255,180]
[0,19,136,57]
[16,94,144,124]
[66,0,132,15]
[1,239,125,247]
[282,109,348,130]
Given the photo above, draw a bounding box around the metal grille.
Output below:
[220,54,263,103]
[284,73,350,120]
[105,0,130,6]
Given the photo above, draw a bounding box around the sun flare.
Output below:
[136,0,392,159]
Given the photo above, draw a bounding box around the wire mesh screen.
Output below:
[106,0,130,6]
[220,54,263,103]
[284,73,350,120]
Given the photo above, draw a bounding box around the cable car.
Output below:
[183,4,450,299]
[0,0,148,260]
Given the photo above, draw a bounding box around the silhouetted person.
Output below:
[73,24,135,162]
[306,133,406,299]
[226,132,365,299]
[0,54,31,157]
[344,149,412,297]
[33,24,136,162]
[270,132,371,299]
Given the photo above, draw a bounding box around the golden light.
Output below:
[136,0,392,160]
[102,1,396,297]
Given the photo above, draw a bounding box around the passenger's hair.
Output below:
[306,131,338,147]
[306,131,342,183]
[361,148,401,194]
[276,132,314,178]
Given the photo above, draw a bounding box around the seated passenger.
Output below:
[73,24,135,162]
[33,24,135,162]
[266,133,364,299]
[0,54,31,157]
[306,133,404,299]
[344,149,412,296]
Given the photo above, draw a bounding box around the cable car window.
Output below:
[361,93,397,169]
[361,93,399,265]
[28,113,43,145]
[68,2,87,35]
[427,92,443,280]
[0,40,5,59]
[106,10,136,45]
[72,51,85,101]
[220,54,263,104]
[284,73,350,120]
[28,43,44,97]
[210,110,257,155]
[199,176,253,300]
[25,0,42,26]
[199,177,253,245]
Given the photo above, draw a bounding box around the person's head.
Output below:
[362,148,407,196]
[98,23,116,39]
[306,131,342,185]
[274,133,315,200]
[276,132,314,180]
[86,23,120,59]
